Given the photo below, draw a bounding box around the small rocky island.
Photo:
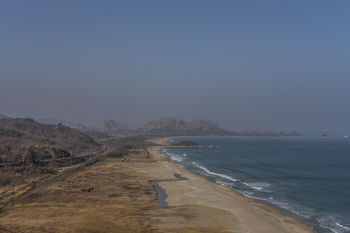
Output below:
[320,134,330,139]
[170,141,202,147]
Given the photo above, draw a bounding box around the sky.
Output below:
[1,1,350,133]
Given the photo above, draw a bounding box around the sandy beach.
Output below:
[0,137,314,232]
[145,139,314,233]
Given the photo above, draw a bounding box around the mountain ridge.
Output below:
[139,117,227,135]
[67,117,229,135]
[94,120,131,133]
[25,115,303,137]
[88,117,302,137]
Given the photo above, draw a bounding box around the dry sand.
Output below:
[0,138,314,233]
[145,144,313,233]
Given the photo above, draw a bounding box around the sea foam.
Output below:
[163,136,350,233]
[318,216,350,233]
[191,162,238,182]
[241,182,270,191]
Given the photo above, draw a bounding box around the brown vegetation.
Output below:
[0,137,312,233]
[0,138,156,233]
[0,144,235,233]
[0,118,99,163]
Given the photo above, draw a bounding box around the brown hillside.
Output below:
[0,118,98,163]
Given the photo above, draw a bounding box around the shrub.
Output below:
[40,168,57,175]
[0,128,22,137]
[24,118,35,123]
[14,123,27,130]
[57,123,70,133]
[106,151,126,158]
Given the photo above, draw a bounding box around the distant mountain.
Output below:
[91,117,303,137]
[141,117,187,132]
[139,117,230,135]
[94,120,131,133]
[0,114,9,119]
[37,118,74,126]
[91,117,228,136]
[187,119,224,132]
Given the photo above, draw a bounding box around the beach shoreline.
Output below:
[0,136,314,232]
[148,137,314,233]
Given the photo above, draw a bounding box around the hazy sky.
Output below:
[1,1,350,133]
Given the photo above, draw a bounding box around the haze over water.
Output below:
[1,1,350,133]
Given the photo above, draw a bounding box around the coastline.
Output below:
[0,136,314,232]
[148,137,314,233]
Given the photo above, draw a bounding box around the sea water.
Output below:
[163,136,350,233]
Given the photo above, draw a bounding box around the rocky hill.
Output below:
[94,120,131,133]
[86,117,303,137]
[0,118,98,162]
[141,117,187,132]
[139,117,229,135]
[89,117,229,136]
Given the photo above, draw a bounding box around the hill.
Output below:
[84,117,303,137]
[0,118,98,163]
[94,120,131,133]
[37,118,74,126]
[89,117,229,136]
[138,117,231,136]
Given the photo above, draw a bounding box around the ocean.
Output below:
[163,135,350,233]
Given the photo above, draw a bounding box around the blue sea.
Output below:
[163,135,350,233]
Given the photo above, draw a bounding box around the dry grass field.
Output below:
[0,149,152,233]
[0,145,234,233]
[1,137,310,233]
